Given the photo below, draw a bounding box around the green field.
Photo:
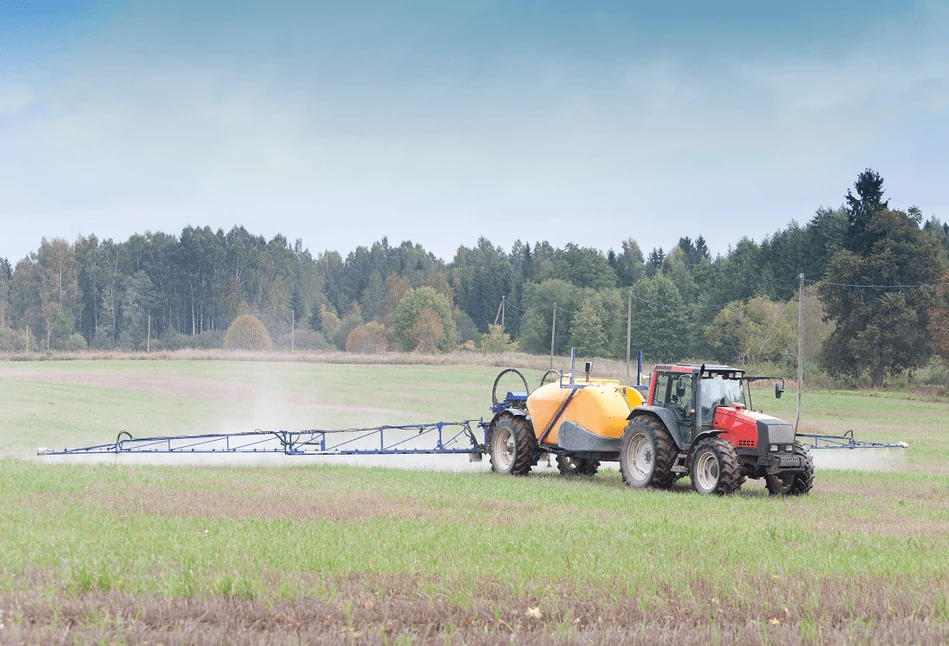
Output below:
[1,360,948,644]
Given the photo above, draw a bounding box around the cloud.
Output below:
[0,83,36,112]
[0,1,947,263]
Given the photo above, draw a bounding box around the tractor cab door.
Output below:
[654,372,695,444]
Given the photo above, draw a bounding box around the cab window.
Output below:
[652,375,671,405]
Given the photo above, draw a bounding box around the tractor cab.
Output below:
[647,364,750,443]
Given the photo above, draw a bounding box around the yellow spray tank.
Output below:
[487,351,645,476]
[526,378,643,445]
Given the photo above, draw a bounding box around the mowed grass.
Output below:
[1,360,948,644]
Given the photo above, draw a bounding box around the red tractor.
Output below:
[621,364,814,495]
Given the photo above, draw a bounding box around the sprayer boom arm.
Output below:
[39,420,486,457]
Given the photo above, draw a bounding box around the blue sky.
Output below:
[1,0,947,263]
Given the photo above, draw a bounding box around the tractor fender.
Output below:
[687,429,726,462]
[486,407,529,444]
[627,406,687,451]
[692,429,725,445]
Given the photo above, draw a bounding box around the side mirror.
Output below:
[775,382,784,399]
[676,377,688,398]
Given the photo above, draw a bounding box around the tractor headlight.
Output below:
[770,444,778,452]
[786,445,794,452]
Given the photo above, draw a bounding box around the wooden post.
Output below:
[291,310,295,353]
[146,315,151,353]
[796,273,804,431]
[549,302,557,370]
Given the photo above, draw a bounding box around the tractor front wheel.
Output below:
[765,444,814,495]
[489,414,537,476]
[556,455,599,476]
[619,416,677,489]
[690,437,744,495]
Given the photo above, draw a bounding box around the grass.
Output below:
[1,359,948,643]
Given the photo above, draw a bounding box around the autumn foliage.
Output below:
[223,315,273,351]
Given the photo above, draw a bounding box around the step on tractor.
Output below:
[487,354,814,495]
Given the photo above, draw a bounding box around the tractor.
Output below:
[487,358,814,495]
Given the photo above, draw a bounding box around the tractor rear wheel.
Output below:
[765,444,814,495]
[619,416,677,489]
[690,437,745,495]
[556,455,599,476]
[489,414,537,476]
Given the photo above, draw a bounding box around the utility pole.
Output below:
[501,295,505,331]
[291,310,295,353]
[625,289,632,385]
[549,302,557,370]
[796,273,804,431]
[146,315,151,353]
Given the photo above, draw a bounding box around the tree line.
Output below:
[1,170,948,386]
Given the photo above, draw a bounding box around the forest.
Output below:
[2,170,949,387]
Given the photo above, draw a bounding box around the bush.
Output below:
[62,333,88,352]
[160,330,226,350]
[479,324,518,354]
[224,315,273,351]
[0,328,24,352]
[281,328,331,351]
[345,322,389,354]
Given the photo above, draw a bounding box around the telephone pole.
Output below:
[796,273,804,431]
[549,302,557,370]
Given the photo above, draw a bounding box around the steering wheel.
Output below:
[491,368,530,408]
[669,401,689,420]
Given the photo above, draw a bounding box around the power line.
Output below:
[804,278,940,289]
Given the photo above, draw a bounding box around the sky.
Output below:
[1,0,947,264]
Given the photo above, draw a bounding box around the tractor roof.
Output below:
[653,363,745,377]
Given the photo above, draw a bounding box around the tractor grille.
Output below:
[779,455,801,467]
[738,439,755,448]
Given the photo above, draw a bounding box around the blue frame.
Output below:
[45,420,488,457]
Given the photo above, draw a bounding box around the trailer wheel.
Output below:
[689,437,744,495]
[556,455,599,476]
[620,416,676,489]
[765,444,814,495]
[489,414,537,476]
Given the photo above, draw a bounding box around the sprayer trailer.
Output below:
[487,359,814,495]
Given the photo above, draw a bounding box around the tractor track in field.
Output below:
[1,572,947,645]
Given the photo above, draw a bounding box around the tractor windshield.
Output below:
[700,375,746,415]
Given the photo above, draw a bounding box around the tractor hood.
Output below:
[714,405,795,451]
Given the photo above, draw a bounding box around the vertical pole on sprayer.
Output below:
[638,349,643,387]
[625,289,632,385]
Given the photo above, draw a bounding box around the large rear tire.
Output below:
[556,455,599,476]
[489,414,537,476]
[689,437,744,495]
[619,416,677,489]
[765,444,814,495]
